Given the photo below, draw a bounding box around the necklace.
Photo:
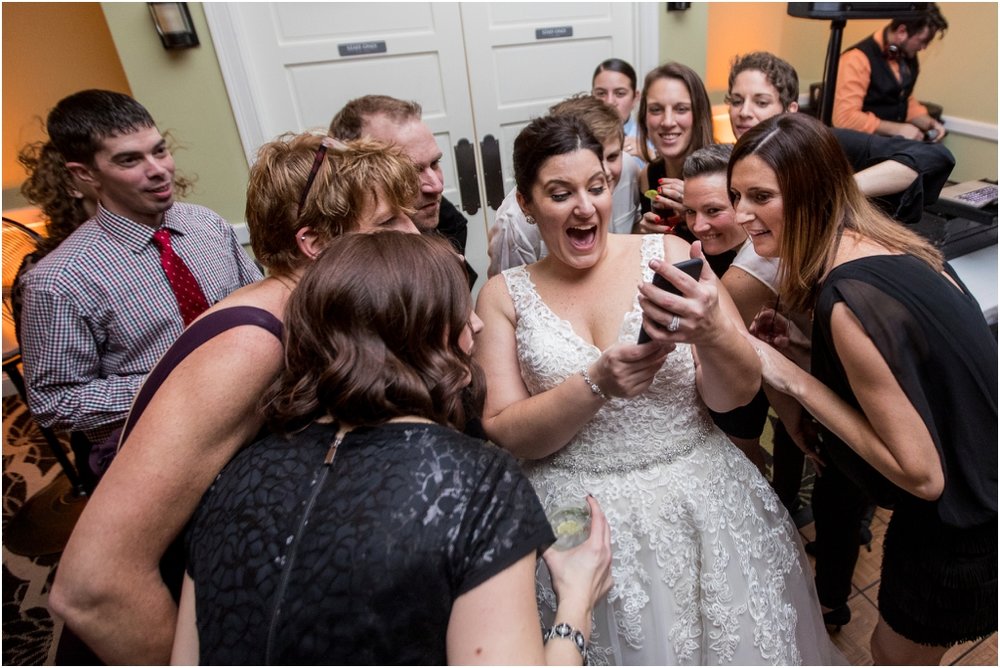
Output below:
[269,275,295,293]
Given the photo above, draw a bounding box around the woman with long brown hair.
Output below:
[635,61,716,239]
[731,113,997,665]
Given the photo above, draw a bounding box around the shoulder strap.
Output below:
[119,306,283,446]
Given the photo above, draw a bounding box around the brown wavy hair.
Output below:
[261,231,484,434]
[729,113,941,312]
[637,62,715,165]
[18,141,91,256]
[245,132,418,274]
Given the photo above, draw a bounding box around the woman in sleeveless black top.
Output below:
[634,62,715,243]
[730,114,996,665]
[51,135,422,663]
[175,233,613,664]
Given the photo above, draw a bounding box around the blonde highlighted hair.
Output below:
[245,132,417,274]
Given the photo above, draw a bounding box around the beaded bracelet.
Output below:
[580,369,609,401]
[543,622,588,663]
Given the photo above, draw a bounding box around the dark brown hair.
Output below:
[729,113,941,311]
[245,132,417,274]
[46,89,155,164]
[513,114,604,203]
[889,3,947,38]
[636,62,715,164]
[592,58,638,91]
[728,52,800,110]
[262,231,484,433]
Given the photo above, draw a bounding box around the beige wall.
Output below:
[1,2,131,196]
[659,2,997,180]
[660,4,709,79]
[100,3,250,223]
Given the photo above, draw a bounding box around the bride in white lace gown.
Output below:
[475,115,842,665]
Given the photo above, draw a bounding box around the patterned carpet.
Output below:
[2,394,86,666]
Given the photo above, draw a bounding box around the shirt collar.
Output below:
[95,203,193,253]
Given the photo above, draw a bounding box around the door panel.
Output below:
[459,3,637,209]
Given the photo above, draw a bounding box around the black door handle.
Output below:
[480,135,505,210]
[453,138,481,216]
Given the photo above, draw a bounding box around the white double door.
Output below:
[206,2,655,291]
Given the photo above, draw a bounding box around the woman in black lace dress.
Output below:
[173,232,612,665]
[730,113,997,665]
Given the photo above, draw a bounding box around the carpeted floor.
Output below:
[2,395,86,666]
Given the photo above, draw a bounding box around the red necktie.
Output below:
[152,228,210,326]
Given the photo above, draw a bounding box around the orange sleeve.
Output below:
[833,49,881,134]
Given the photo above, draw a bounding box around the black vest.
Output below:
[847,34,920,123]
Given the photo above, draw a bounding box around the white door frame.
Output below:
[205,3,660,165]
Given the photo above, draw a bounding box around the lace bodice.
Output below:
[503,235,716,475]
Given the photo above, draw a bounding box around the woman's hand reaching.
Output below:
[751,336,808,399]
[542,496,613,611]
[750,308,811,370]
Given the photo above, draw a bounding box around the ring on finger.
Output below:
[667,314,681,332]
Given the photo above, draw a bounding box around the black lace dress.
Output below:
[186,421,555,664]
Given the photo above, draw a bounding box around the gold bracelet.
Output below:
[580,369,609,401]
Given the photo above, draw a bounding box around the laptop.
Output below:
[937,181,998,209]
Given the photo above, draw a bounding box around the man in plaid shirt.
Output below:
[18,90,261,455]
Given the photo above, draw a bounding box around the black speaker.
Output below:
[787,3,928,20]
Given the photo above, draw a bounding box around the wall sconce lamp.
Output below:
[148,2,199,50]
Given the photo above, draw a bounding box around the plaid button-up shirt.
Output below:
[19,202,262,444]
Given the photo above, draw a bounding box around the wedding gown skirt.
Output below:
[504,237,843,665]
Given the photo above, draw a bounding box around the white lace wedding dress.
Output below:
[504,235,843,665]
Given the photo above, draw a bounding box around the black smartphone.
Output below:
[637,258,703,344]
